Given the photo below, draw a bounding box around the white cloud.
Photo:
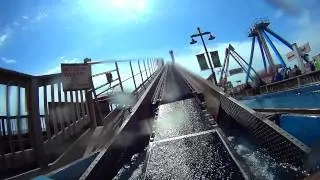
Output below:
[21,16,29,20]
[0,34,8,46]
[32,12,48,22]
[45,57,80,74]
[12,21,20,26]
[0,28,12,47]
[20,13,48,25]
[1,57,16,64]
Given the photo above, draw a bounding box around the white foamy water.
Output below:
[234,143,275,180]
[228,136,308,180]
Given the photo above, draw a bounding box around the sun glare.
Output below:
[111,0,147,12]
[79,0,149,23]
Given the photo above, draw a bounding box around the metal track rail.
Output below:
[151,65,168,106]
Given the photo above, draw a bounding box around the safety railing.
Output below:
[88,58,163,125]
[0,57,164,178]
[260,70,320,94]
[0,69,91,177]
[37,74,90,148]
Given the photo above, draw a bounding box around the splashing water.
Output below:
[113,152,147,180]
[228,136,309,180]
[112,92,135,108]
[229,136,275,180]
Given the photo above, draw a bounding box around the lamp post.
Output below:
[190,27,218,85]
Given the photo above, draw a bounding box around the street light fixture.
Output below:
[190,38,197,44]
[190,27,218,85]
[208,34,215,40]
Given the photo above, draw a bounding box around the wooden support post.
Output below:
[50,84,58,136]
[61,89,67,138]
[70,91,76,135]
[5,85,14,154]
[43,85,52,145]
[0,117,4,167]
[80,90,86,117]
[26,78,47,169]
[85,91,97,128]
[74,90,80,133]
[17,87,25,153]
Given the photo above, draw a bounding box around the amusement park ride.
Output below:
[219,44,264,88]
[219,19,309,89]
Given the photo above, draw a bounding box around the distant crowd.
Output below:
[272,59,320,83]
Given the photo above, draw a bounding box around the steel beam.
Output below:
[246,36,256,83]
[257,36,268,72]
[219,48,229,84]
[263,31,286,67]
[257,29,275,71]
[229,53,254,82]
[265,27,293,50]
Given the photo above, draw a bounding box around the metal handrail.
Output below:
[87,58,163,65]
[96,83,120,97]
[93,78,119,91]
[91,69,117,78]
[121,76,134,83]
[121,67,154,84]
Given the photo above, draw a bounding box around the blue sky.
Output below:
[1,0,320,83]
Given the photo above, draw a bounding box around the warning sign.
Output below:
[61,63,92,91]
